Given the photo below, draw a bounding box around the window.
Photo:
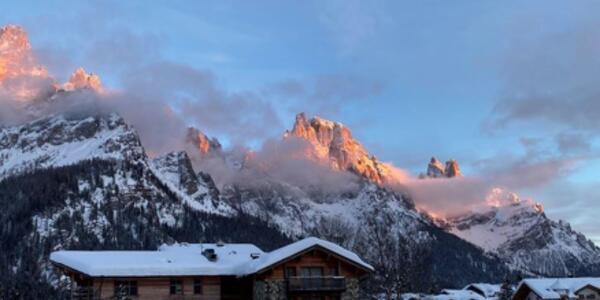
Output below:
[113,280,137,296]
[170,279,183,295]
[193,278,202,295]
[329,267,339,276]
[301,267,324,277]
[285,267,297,278]
[587,295,596,299]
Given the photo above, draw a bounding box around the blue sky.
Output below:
[3,0,600,242]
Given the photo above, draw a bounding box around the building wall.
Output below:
[525,291,543,300]
[577,287,600,300]
[92,276,221,300]
[254,248,367,300]
[256,248,366,280]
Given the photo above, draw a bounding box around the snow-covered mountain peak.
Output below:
[448,188,600,276]
[0,112,144,180]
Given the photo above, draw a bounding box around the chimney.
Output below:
[202,248,218,262]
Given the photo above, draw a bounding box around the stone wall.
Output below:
[254,278,361,300]
[253,280,286,300]
[341,278,360,300]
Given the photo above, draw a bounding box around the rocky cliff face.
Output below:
[0,25,47,82]
[0,25,51,101]
[186,127,222,156]
[151,151,232,215]
[284,113,396,184]
[62,67,103,92]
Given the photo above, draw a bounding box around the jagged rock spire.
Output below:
[285,112,393,184]
[427,157,446,178]
[445,159,461,177]
[424,157,462,178]
[186,127,222,157]
[62,67,103,92]
[0,24,50,100]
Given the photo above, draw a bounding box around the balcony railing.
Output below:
[70,287,99,300]
[286,276,346,292]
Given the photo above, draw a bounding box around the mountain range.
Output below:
[1,24,600,298]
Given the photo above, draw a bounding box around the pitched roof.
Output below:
[243,237,374,275]
[464,283,501,297]
[431,289,486,300]
[50,243,263,277]
[515,278,600,299]
[49,237,373,277]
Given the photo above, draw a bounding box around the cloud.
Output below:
[401,176,491,217]
[264,74,384,118]
[0,22,285,153]
[555,132,591,155]
[193,136,361,196]
[489,7,600,135]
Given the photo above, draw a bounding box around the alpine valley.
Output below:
[1,25,600,299]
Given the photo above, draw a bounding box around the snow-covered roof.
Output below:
[50,237,373,277]
[50,243,264,277]
[243,236,374,274]
[429,289,486,300]
[516,278,600,299]
[464,283,501,297]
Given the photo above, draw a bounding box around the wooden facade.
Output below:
[53,244,371,300]
[257,247,368,300]
[512,282,600,300]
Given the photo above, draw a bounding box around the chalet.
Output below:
[50,237,373,300]
[464,283,501,299]
[512,278,600,300]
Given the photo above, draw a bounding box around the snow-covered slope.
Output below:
[150,151,233,216]
[0,113,144,180]
[224,181,419,237]
[0,113,289,298]
[448,189,600,276]
[222,178,508,289]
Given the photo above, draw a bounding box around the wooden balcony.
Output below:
[286,276,346,292]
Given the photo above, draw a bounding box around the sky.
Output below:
[2,0,600,243]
